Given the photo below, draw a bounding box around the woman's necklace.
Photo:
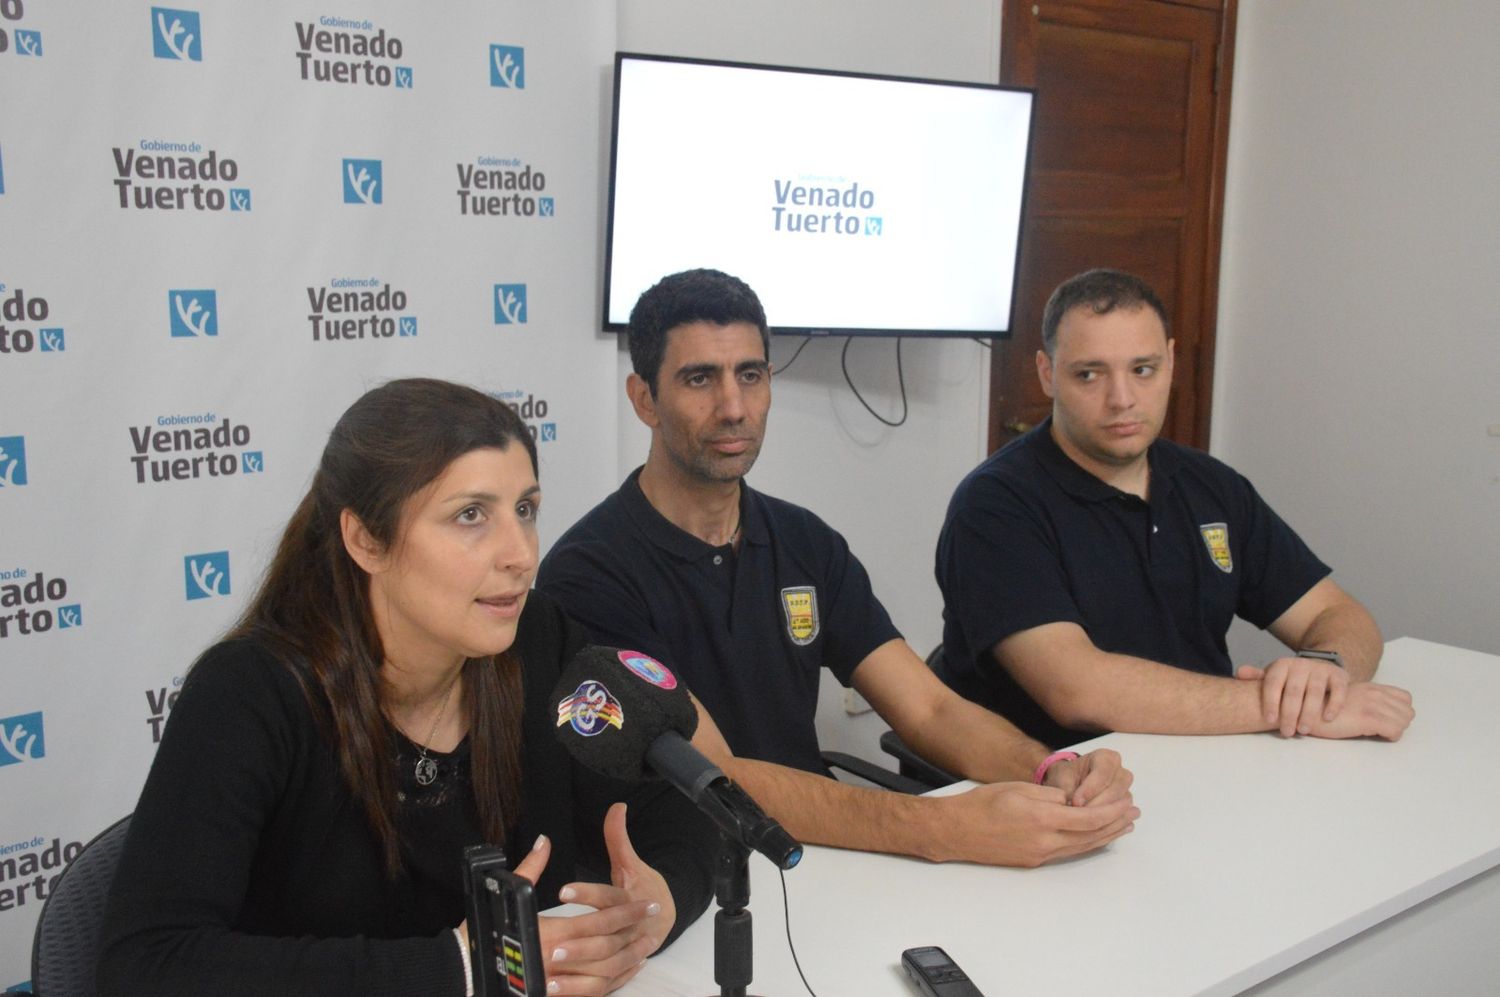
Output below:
[411,671,461,787]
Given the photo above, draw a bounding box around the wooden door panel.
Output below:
[989,0,1235,453]
[1032,26,1195,181]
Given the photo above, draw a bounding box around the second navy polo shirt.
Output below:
[935,419,1330,748]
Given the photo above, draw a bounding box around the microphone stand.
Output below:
[709,832,760,997]
[634,734,800,994]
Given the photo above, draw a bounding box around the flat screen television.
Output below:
[602,53,1035,338]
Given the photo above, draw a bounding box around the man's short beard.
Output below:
[669,442,761,484]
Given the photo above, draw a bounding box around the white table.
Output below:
[626,638,1500,995]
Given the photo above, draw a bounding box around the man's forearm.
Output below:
[719,753,1140,868]
[902,697,1048,785]
[1020,648,1274,736]
[718,755,948,861]
[1294,601,1383,681]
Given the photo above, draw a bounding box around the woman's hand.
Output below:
[513,803,676,995]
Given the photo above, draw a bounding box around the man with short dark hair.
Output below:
[935,268,1414,748]
[540,268,1138,869]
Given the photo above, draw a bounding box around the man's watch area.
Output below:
[1296,648,1345,669]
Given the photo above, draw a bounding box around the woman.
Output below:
[100,379,714,996]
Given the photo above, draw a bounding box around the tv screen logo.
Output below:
[184,551,230,600]
[152,7,201,61]
[169,289,217,337]
[0,436,26,487]
[343,159,381,204]
[489,45,524,89]
[0,711,44,766]
[494,284,526,325]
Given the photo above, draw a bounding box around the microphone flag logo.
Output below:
[617,650,677,690]
[556,680,624,737]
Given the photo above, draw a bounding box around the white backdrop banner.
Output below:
[0,2,618,986]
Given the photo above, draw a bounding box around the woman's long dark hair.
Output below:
[230,378,539,874]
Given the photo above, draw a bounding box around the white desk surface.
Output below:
[624,638,1500,996]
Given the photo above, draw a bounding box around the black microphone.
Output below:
[552,645,802,870]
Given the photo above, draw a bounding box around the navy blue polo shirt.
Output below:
[538,469,900,775]
[935,419,1330,748]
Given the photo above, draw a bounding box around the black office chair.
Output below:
[821,748,934,795]
[876,645,960,790]
[31,814,132,997]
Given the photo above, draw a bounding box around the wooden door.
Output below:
[989,0,1237,451]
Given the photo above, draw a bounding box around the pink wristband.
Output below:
[1032,750,1079,785]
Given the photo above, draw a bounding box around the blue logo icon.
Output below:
[57,605,82,629]
[343,159,382,205]
[184,551,230,600]
[399,316,418,337]
[0,145,6,195]
[16,30,42,57]
[539,197,554,217]
[539,423,556,442]
[0,436,27,487]
[241,451,263,473]
[229,188,251,211]
[395,66,412,89]
[494,284,526,325]
[39,329,65,352]
[865,217,883,236]
[168,290,217,337]
[151,8,201,61]
[0,712,45,766]
[489,45,525,89]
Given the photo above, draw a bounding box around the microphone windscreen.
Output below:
[551,645,699,782]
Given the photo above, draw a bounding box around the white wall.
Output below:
[1215,1,1500,662]
[613,0,1003,760]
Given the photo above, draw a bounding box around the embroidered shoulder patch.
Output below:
[780,586,820,646]
[1199,522,1233,573]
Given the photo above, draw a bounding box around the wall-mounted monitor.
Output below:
[602,53,1035,338]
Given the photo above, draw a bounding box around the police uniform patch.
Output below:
[780,586,820,646]
[1199,522,1233,573]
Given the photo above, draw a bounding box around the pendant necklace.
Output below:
[412,671,460,787]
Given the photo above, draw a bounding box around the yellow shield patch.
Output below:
[1199,523,1233,573]
[780,586,820,646]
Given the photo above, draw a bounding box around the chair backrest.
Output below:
[30,814,132,997]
